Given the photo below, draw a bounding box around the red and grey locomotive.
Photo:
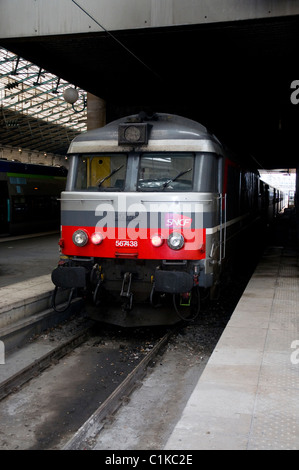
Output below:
[51,113,280,325]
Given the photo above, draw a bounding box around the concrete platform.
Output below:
[0,231,60,288]
[165,246,299,450]
[0,274,54,323]
[0,233,83,354]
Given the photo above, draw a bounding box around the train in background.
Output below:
[0,159,67,236]
[51,113,283,326]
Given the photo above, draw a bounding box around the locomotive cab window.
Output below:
[137,153,194,191]
[74,154,127,191]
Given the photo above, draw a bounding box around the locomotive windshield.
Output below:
[74,154,127,191]
[69,151,220,192]
[137,153,194,191]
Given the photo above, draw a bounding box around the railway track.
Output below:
[0,323,91,401]
[0,313,175,450]
[0,250,255,450]
[63,329,173,450]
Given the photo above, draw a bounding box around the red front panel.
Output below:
[61,225,206,260]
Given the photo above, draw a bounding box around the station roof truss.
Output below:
[0,47,87,155]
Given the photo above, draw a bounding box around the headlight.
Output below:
[91,232,103,245]
[167,232,185,250]
[72,229,88,247]
[151,234,163,247]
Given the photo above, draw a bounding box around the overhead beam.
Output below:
[1,0,299,40]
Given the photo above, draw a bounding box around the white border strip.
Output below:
[68,139,223,154]
[206,213,251,234]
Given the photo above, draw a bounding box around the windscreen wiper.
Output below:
[162,168,192,189]
[97,165,124,188]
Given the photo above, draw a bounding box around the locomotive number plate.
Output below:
[115,240,138,247]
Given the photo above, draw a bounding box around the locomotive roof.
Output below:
[68,113,223,154]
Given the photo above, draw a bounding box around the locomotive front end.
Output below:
[51,113,224,325]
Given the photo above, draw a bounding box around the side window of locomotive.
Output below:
[137,153,194,191]
[74,157,87,190]
[227,165,241,218]
[196,153,219,192]
[74,154,127,191]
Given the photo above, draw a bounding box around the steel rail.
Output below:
[0,326,91,401]
[63,328,174,450]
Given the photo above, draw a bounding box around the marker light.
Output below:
[151,234,163,247]
[118,123,149,145]
[72,229,88,247]
[91,232,103,245]
[167,232,185,250]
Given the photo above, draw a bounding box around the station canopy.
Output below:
[0,47,87,155]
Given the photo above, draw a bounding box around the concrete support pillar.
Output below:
[87,92,106,130]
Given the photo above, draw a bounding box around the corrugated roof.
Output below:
[0,47,87,155]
